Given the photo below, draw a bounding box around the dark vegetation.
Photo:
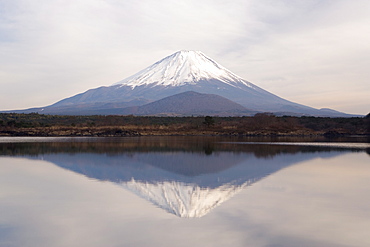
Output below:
[0,112,369,137]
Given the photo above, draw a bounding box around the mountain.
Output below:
[3,50,356,116]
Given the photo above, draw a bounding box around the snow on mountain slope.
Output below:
[122,179,254,218]
[115,50,255,89]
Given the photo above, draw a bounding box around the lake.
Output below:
[1,136,370,247]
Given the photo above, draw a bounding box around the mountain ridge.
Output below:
[118,91,256,116]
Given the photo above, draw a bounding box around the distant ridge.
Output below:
[118,91,256,116]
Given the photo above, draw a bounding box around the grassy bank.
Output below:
[0,113,369,137]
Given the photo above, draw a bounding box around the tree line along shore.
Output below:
[0,113,369,137]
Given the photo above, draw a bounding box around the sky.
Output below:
[0,0,369,115]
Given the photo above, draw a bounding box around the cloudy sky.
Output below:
[1,0,369,114]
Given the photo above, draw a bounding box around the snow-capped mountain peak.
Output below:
[114,50,253,89]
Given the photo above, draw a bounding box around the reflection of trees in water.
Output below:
[203,143,214,155]
[0,136,366,158]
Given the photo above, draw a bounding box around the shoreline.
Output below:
[1,113,369,137]
[0,126,368,138]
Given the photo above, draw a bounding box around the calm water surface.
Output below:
[0,136,370,247]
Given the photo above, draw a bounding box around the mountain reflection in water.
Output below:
[0,137,365,217]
